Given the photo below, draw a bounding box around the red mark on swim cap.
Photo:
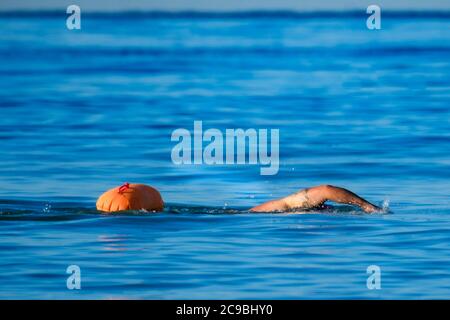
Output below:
[118,182,130,193]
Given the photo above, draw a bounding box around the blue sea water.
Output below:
[0,11,450,299]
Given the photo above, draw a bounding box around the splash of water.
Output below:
[381,199,390,213]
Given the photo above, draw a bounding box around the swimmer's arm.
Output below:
[250,185,380,213]
[305,185,380,213]
[249,199,289,212]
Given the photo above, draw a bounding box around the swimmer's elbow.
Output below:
[316,184,335,193]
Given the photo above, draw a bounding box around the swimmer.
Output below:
[97,183,380,213]
[250,185,380,213]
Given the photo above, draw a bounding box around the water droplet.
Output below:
[43,203,51,213]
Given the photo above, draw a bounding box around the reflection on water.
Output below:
[98,235,129,252]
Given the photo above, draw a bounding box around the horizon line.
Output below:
[1,9,450,18]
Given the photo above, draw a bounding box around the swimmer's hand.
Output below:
[361,203,382,213]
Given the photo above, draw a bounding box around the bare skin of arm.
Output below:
[250,185,381,213]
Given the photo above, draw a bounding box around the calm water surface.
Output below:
[0,12,449,299]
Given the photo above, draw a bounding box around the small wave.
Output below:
[0,200,391,219]
[165,205,244,215]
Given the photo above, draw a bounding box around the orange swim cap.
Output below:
[96,183,164,213]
